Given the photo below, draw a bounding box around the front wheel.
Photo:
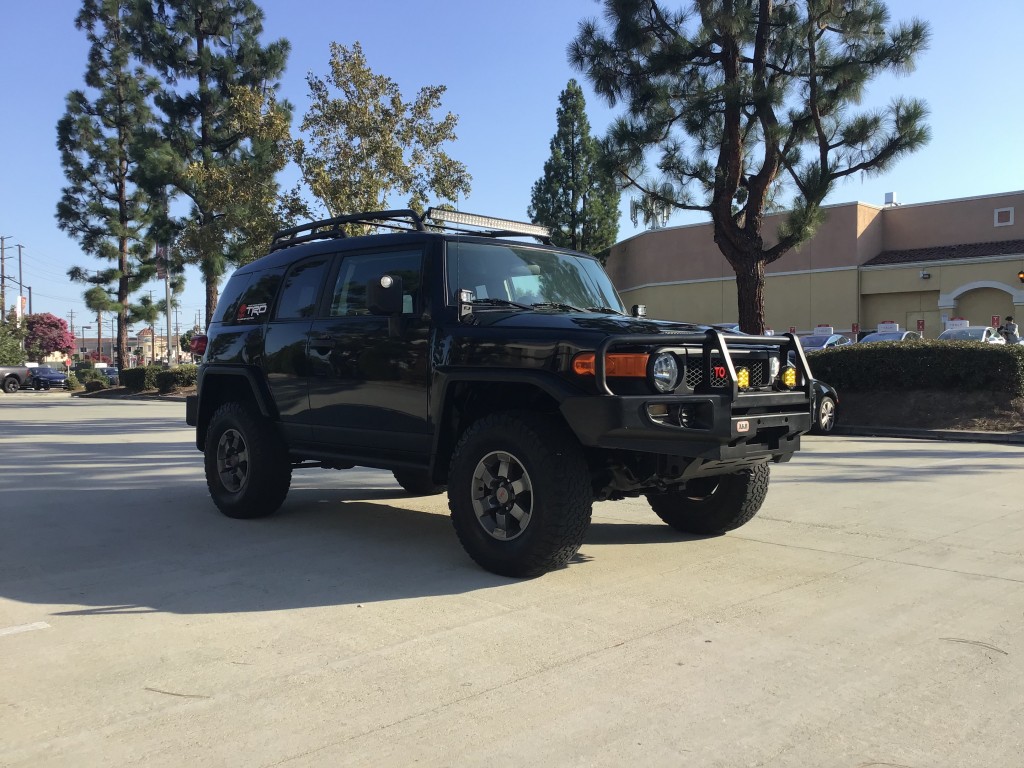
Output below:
[448,412,592,577]
[646,464,770,535]
[812,396,837,434]
[204,401,292,519]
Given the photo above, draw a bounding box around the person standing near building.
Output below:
[1001,316,1020,344]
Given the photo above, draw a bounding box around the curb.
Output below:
[833,425,1024,445]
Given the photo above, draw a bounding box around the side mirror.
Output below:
[458,289,475,323]
[368,275,404,316]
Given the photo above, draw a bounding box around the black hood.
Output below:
[476,310,710,336]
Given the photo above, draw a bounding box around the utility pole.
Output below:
[16,244,23,318]
[96,305,102,360]
[0,235,9,320]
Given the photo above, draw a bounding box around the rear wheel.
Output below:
[2,376,18,394]
[204,401,292,519]
[646,464,770,535]
[392,469,446,496]
[448,412,592,577]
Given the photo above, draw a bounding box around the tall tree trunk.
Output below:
[735,257,766,334]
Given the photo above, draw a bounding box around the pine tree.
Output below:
[571,0,930,332]
[56,0,162,369]
[528,80,619,254]
[134,0,291,327]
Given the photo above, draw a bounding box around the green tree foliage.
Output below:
[24,314,76,362]
[571,0,930,332]
[0,311,26,366]
[56,0,162,369]
[134,0,291,326]
[528,80,620,254]
[294,41,471,224]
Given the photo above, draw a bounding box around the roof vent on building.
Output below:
[884,192,900,207]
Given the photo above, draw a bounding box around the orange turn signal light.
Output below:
[572,352,650,377]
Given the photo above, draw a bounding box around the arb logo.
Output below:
[736,420,750,433]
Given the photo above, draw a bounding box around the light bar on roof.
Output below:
[427,208,551,238]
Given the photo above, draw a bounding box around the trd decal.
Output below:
[238,302,268,320]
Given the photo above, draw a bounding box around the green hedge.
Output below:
[807,341,1024,396]
[120,365,159,391]
[155,364,198,393]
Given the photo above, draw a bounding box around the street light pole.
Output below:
[80,325,92,360]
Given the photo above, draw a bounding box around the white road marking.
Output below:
[0,621,50,638]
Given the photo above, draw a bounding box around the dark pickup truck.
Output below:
[186,209,814,577]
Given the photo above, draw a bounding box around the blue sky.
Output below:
[1,0,1022,339]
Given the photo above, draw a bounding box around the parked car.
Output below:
[1,364,32,393]
[810,380,839,434]
[799,333,853,352]
[936,326,1006,344]
[858,331,922,343]
[29,366,69,391]
[102,367,120,386]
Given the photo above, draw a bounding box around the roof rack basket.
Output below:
[269,208,552,251]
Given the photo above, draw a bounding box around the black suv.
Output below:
[186,209,813,577]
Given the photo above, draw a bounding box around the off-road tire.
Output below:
[392,469,446,496]
[646,464,770,535]
[3,376,19,394]
[448,411,592,578]
[204,401,292,519]
[812,395,837,435]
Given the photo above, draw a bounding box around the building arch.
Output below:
[937,280,1024,310]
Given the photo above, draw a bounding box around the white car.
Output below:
[936,326,1006,344]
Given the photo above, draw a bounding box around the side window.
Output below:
[275,257,330,321]
[218,268,285,324]
[330,249,423,317]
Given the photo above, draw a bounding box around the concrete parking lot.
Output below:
[2,395,1023,767]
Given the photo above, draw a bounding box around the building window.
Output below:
[994,207,1014,227]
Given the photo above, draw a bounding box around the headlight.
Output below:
[650,352,679,393]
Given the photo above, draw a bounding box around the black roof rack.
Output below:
[269,208,552,251]
[270,209,426,252]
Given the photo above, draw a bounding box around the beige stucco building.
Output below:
[604,190,1024,339]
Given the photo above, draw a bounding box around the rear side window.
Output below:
[217,268,285,324]
[275,256,331,320]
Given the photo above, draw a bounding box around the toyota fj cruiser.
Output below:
[186,209,814,577]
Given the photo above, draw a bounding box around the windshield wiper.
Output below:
[471,297,532,310]
[531,301,585,312]
[585,306,625,315]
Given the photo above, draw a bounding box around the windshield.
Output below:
[861,333,904,342]
[799,335,831,347]
[940,328,985,340]
[445,241,625,313]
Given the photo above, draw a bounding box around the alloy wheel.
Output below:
[470,450,534,541]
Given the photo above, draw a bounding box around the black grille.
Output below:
[685,357,772,389]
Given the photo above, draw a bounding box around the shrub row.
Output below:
[155,364,198,393]
[120,364,199,392]
[807,340,1024,396]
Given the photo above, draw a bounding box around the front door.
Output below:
[307,247,431,460]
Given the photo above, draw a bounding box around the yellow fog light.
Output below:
[736,367,750,390]
[780,365,797,389]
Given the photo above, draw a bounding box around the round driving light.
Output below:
[651,353,679,393]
